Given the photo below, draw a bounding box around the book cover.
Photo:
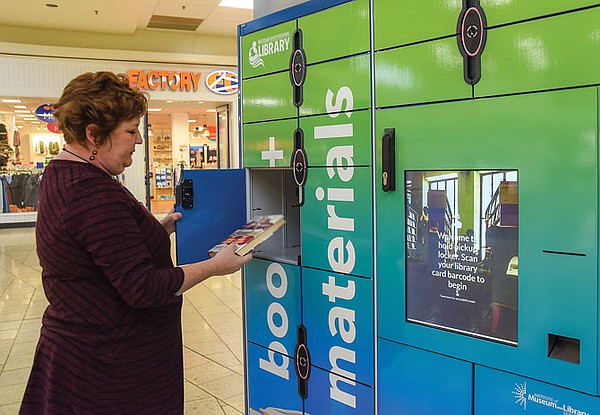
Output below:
[208,214,286,257]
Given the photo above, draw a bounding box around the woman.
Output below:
[19,72,251,414]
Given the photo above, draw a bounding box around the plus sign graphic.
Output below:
[261,136,284,167]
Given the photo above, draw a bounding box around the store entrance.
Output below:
[147,101,231,214]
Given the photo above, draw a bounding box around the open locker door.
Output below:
[174,168,247,265]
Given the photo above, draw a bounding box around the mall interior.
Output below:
[1,1,600,415]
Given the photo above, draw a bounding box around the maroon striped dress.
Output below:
[20,160,185,415]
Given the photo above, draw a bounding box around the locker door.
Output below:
[302,268,374,385]
[481,0,599,26]
[298,0,370,65]
[375,37,471,108]
[477,8,600,97]
[245,259,303,414]
[243,119,297,169]
[299,108,373,278]
[375,87,598,393]
[174,169,246,264]
[374,0,461,50]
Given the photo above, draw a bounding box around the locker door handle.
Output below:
[294,324,310,398]
[457,0,487,85]
[382,128,396,192]
[290,29,306,107]
[291,128,307,206]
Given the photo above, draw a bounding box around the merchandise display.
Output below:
[175,1,600,414]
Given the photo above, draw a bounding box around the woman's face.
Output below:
[94,118,143,175]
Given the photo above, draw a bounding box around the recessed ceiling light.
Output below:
[219,0,252,9]
[166,100,173,103]
[14,110,32,113]
[23,117,38,121]
[197,101,204,104]
[13,105,27,109]
[17,125,23,129]
[46,3,59,8]
[148,108,162,112]
[206,109,217,113]
[32,121,41,124]
[188,119,197,123]
[2,99,22,103]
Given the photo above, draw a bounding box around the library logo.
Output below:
[248,32,291,69]
[512,382,590,415]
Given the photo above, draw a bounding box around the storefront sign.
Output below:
[205,70,238,94]
[35,104,55,123]
[47,123,60,134]
[128,70,202,92]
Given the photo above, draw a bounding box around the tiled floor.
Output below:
[0,227,245,415]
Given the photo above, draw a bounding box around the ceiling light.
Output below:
[45,3,59,7]
[206,109,217,113]
[197,101,204,104]
[14,110,32,113]
[148,108,162,112]
[188,119,196,123]
[13,105,27,109]
[166,100,173,103]
[219,0,253,9]
[2,99,22,103]
[32,121,41,124]
[17,125,23,129]
[23,117,38,121]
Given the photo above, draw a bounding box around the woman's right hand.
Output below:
[209,244,252,276]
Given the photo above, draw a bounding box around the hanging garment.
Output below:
[13,130,21,147]
[48,141,60,155]
[24,173,41,208]
[9,173,29,209]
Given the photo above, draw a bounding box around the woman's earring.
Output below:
[89,149,98,161]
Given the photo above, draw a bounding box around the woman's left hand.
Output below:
[161,208,182,235]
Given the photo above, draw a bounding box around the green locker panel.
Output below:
[482,0,599,27]
[241,20,296,78]
[376,88,598,393]
[301,54,371,117]
[243,119,297,168]
[374,0,461,51]
[242,72,296,123]
[300,110,371,168]
[303,166,374,279]
[477,8,600,97]
[375,37,471,108]
[299,0,370,64]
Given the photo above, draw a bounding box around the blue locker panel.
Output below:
[246,259,302,355]
[302,268,374,387]
[301,166,373,279]
[175,169,246,265]
[378,339,472,415]
[305,364,374,415]
[475,366,600,415]
[247,342,303,415]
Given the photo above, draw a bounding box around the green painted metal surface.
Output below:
[482,0,599,27]
[300,110,371,167]
[376,87,598,393]
[242,72,296,123]
[375,37,471,108]
[301,54,371,116]
[302,165,374,278]
[243,119,297,168]
[374,0,461,51]
[299,0,370,64]
[477,8,600,97]
[241,20,296,79]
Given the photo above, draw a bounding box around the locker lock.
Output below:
[294,325,310,399]
[291,128,307,206]
[290,29,306,107]
[457,0,487,85]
